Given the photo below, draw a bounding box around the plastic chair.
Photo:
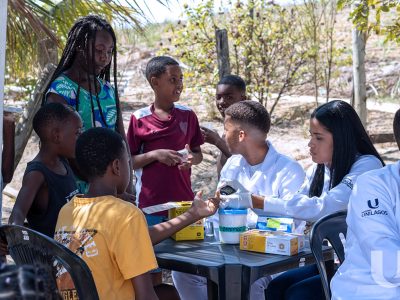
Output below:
[310,210,347,300]
[0,264,61,299]
[0,224,99,300]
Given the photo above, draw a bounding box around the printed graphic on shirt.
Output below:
[54,228,98,300]
[65,189,79,203]
[179,121,188,135]
[361,198,388,217]
[341,177,354,190]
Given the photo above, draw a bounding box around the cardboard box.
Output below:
[240,229,305,256]
[142,201,204,241]
[256,216,295,233]
[168,202,204,241]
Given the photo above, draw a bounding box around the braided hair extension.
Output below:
[42,15,121,131]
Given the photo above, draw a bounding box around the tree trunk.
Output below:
[351,5,368,126]
[14,63,56,169]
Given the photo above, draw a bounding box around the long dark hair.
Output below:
[309,100,384,197]
[42,15,120,130]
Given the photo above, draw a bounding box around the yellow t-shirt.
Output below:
[54,195,158,300]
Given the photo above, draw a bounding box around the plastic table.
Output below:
[154,236,334,300]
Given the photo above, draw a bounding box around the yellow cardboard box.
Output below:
[240,229,305,256]
[168,202,204,241]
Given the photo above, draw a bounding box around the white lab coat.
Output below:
[264,155,383,222]
[331,162,400,300]
[219,141,305,221]
[172,141,305,300]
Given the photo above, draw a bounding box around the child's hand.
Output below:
[189,191,220,219]
[155,149,182,167]
[200,126,220,145]
[178,144,193,171]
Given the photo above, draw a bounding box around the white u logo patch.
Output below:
[371,250,400,288]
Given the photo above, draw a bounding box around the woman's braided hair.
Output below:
[42,15,120,130]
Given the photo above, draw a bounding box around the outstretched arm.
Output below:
[148,194,219,245]
[200,126,231,158]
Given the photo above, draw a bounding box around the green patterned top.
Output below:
[46,74,117,131]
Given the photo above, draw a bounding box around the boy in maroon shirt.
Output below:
[127,56,204,222]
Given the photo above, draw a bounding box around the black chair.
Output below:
[0,224,99,300]
[310,210,347,300]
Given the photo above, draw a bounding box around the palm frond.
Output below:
[6,0,171,84]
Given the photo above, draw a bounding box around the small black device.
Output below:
[220,185,236,195]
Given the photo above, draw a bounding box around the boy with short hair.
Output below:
[200,75,247,176]
[55,127,218,299]
[9,103,81,237]
[173,100,305,300]
[127,56,204,221]
[330,110,400,300]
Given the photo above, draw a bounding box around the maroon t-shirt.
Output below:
[127,104,204,212]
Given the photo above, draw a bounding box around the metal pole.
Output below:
[0,0,8,224]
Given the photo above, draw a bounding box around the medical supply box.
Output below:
[168,202,204,241]
[240,229,305,256]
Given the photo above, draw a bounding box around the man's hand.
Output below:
[117,192,136,204]
[200,126,221,145]
[189,191,220,219]
[154,149,182,167]
[219,193,252,209]
[218,180,252,209]
[218,180,248,194]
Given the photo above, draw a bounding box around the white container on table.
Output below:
[218,208,247,244]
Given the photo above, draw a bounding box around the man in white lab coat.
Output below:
[172,100,306,300]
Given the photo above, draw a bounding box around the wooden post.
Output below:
[0,0,8,223]
[215,29,230,80]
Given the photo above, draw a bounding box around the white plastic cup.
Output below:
[204,218,214,237]
[218,208,248,244]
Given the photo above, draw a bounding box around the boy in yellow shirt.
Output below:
[55,126,219,299]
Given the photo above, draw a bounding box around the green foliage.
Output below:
[160,0,341,115]
[338,0,400,42]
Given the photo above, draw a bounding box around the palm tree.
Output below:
[6,0,168,81]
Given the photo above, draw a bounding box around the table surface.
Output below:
[154,236,334,300]
[155,236,326,269]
